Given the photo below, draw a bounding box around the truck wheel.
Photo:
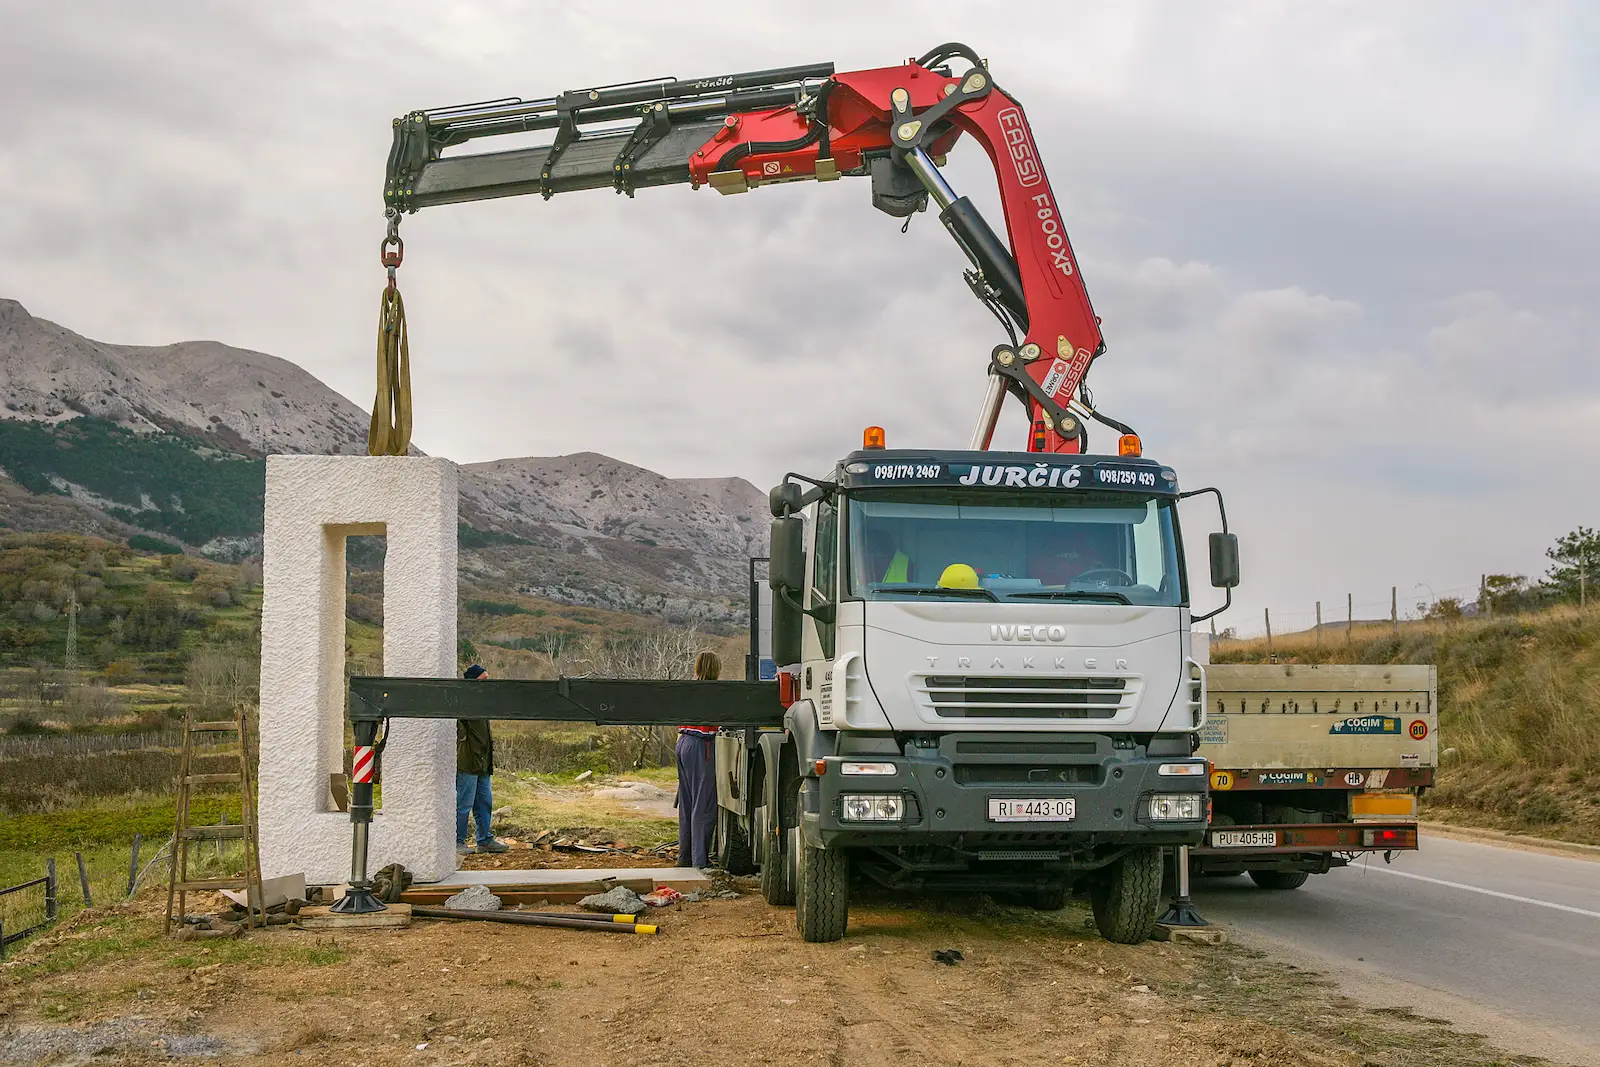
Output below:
[1090,847,1163,944]
[758,807,793,905]
[1248,870,1309,891]
[794,831,849,942]
[714,806,756,876]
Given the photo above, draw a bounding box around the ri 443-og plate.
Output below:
[988,798,1075,822]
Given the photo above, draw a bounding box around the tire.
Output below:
[1248,870,1309,891]
[794,812,849,941]
[1090,847,1163,944]
[1031,881,1068,911]
[714,805,756,876]
[758,807,794,905]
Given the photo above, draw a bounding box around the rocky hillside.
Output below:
[0,298,371,456]
[0,298,766,626]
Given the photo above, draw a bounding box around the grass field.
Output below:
[1213,605,1600,844]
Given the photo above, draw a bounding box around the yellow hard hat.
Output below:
[937,563,980,589]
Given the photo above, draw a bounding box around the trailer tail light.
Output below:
[863,426,886,449]
[1361,827,1416,848]
[1118,433,1142,457]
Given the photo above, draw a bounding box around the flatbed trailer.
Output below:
[1192,663,1436,887]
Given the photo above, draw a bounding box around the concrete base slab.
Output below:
[298,903,412,930]
[1153,923,1227,945]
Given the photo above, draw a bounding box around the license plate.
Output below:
[1211,830,1278,848]
[988,797,1075,822]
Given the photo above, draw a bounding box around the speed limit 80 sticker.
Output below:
[1409,720,1430,740]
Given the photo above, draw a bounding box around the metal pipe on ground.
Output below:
[410,906,657,934]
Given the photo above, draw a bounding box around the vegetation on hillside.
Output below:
[0,417,265,545]
[1213,606,1600,844]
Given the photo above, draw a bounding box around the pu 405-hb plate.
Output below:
[988,798,1075,822]
[1211,829,1277,848]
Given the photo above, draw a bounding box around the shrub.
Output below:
[128,534,183,555]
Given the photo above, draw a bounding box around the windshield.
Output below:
[846,490,1184,606]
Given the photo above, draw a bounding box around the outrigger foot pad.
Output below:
[1157,899,1210,927]
[329,882,387,914]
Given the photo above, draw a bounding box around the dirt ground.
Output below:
[0,880,1547,1067]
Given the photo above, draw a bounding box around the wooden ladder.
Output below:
[164,704,264,934]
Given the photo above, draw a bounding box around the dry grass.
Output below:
[1213,605,1600,843]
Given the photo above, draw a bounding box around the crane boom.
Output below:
[383,43,1124,453]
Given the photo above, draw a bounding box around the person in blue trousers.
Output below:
[457,664,508,854]
[675,651,721,869]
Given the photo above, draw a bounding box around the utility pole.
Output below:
[64,590,79,674]
[1391,587,1398,633]
[1315,601,1322,649]
[1582,557,1588,610]
[1264,608,1273,654]
[1481,573,1490,619]
[1347,593,1353,647]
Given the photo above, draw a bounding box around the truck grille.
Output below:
[917,675,1135,719]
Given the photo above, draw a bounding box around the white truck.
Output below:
[715,444,1240,943]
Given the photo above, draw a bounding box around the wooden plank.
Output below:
[184,773,241,785]
[297,903,411,930]
[172,878,249,891]
[189,721,239,732]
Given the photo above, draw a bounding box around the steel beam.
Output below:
[348,676,785,727]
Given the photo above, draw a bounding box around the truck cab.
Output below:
[718,446,1242,943]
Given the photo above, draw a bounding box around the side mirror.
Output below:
[769,516,806,591]
[769,482,802,518]
[1209,532,1240,589]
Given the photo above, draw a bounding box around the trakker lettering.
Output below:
[997,107,1042,187]
[957,463,1081,488]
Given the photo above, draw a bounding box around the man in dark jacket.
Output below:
[456,664,508,854]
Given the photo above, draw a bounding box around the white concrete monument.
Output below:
[257,455,458,884]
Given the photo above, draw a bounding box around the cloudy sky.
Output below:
[3,1,1596,631]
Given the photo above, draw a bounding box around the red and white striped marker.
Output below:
[352,745,375,784]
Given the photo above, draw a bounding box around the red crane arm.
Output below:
[384,44,1120,453]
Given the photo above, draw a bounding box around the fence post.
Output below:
[127,834,143,898]
[1347,593,1353,646]
[76,852,92,908]
[45,858,57,922]
[0,918,5,962]
[1392,587,1398,633]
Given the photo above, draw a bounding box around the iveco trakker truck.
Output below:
[714,443,1241,943]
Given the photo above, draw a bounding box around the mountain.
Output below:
[0,298,766,627]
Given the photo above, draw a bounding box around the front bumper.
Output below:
[799,732,1208,851]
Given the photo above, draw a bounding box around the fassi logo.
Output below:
[997,107,1042,188]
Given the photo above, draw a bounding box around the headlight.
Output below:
[1157,762,1206,777]
[840,761,898,776]
[1143,793,1203,821]
[840,794,905,821]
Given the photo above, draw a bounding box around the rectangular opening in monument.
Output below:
[337,530,386,813]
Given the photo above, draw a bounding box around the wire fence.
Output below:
[1204,582,1491,641]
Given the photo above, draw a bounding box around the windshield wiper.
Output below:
[1007,590,1132,605]
[880,585,1000,602]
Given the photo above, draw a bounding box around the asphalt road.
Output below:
[1191,833,1600,1060]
